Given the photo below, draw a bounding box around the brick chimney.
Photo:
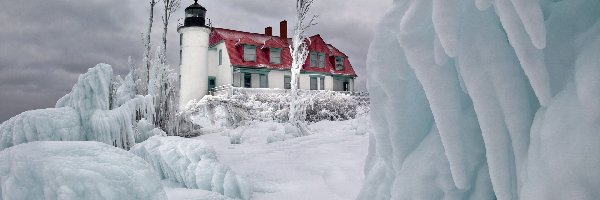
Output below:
[265,27,273,36]
[280,20,288,39]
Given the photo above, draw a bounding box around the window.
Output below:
[244,45,256,61]
[179,33,183,46]
[284,75,291,89]
[335,57,345,70]
[320,77,325,90]
[260,74,268,88]
[218,49,222,65]
[310,52,317,67]
[310,77,318,90]
[270,48,282,64]
[208,76,216,91]
[318,53,326,68]
[244,73,252,88]
[310,52,326,68]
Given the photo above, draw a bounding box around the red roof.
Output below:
[209,28,357,77]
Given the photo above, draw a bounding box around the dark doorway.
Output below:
[244,73,252,88]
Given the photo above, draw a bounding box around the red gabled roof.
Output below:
[209,28,357,77]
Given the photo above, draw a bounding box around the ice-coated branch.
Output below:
[288,0,318,136]
[142,0,158,91]
[161,0,182,63]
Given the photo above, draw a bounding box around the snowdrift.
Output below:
[0,141,167,200]
[359,0,600,199]
[0,64,156,150]
[131,136,252,200]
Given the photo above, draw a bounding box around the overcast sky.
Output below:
[0,0,390,122]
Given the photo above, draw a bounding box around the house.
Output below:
[178,1,357,107]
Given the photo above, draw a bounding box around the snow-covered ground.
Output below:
[164,118,369,200]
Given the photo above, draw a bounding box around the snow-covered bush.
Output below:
[359,0,600,199]
[304,91,359,122]
[131,136,252,200]
[185,89,367,129]
[0,141,167,200]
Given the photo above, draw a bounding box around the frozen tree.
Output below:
[288,0,317,136]
[148,47,179,135]
[161,0,181,63]
[141,0,158,91]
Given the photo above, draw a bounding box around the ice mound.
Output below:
[131,136,252,200]
[0,64,154,150]
[359,0,600,199]
[0,107,83,150]
[0,141,167,200]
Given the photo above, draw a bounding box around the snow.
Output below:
[130,136,252,200]
[360,0,600,199]
[192,119,369,200]
[0,141,167,200]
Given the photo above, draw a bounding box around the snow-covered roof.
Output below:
[209,28,357,77]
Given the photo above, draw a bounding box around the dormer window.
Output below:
[270,48,282,64]
[310,52,326,68]
[335,56,345,70]
[244,45,256,61]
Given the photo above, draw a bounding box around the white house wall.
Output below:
[325,76,334,91]
[299,74,311,90]
[207,48,217,77]
[251,74,260,88]
[212,42,232,87]
[233,73,241,87]
[268,70,289,89]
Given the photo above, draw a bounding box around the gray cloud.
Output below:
[0,0,389,122]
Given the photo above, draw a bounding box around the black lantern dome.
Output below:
[184,0,207,27]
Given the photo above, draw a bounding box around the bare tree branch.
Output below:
[161,0,182,64]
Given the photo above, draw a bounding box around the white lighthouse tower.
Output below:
[178,0,210,109]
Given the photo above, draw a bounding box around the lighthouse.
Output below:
[178,0,210,109]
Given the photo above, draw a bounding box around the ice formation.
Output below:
[130,136,253,200]
[0,141,167,200]
[359,0,600,199]
[0,64,155,150]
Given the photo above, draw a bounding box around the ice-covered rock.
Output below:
[0,141,167,200]
[130,136,252,200]
[359,0,600,199]
[0,64,155,150]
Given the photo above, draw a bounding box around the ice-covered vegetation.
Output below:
[0,141,167,200]
[0,64,157,150]
[359,0,600,199]
[184,90,367,128]
[131,136,252,200]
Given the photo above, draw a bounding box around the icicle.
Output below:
[508,0,547,49]
[457,5,520,199]
[494,0,552,106]
[398,0,477,190]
